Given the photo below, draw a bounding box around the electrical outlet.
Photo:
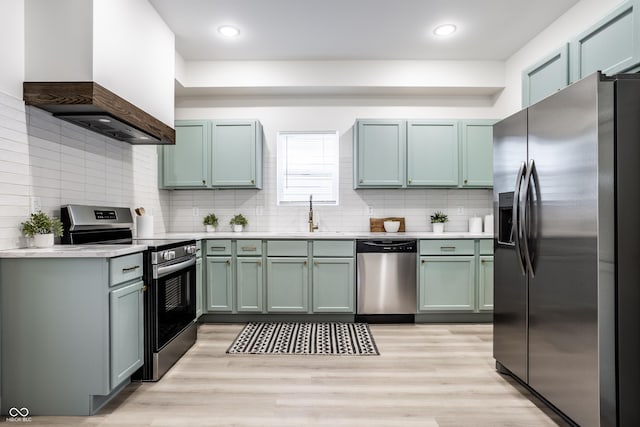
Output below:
[368,206,374,216]
[31,197,42,213]
[192,207,199,217]
[457,206,464,215]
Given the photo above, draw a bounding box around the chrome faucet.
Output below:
[308,195,319,232]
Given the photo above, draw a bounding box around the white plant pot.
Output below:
[205,225,216,233]
[432,223,445,233]
[33,233,54,248]
[232,224,244,232]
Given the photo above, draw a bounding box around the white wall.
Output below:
[495,0,625,116]
[0,0,25,98]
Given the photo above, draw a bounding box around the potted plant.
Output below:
[203,213,219,232]
[229,214,248,232]
[21,210,64,248]
[430,211,448,233]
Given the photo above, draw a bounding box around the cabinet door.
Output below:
[110,280,144,389]
[522,44,570,107]
[460,121,494,187]
[211,121,262,188]
[206,256,233,312]
[162,121,209,188]
[478,256,494,311]
[195,256,203,318]
[406,121,459,187]
[267,257,309,312]
[236,257,263,312]
[419,256,475,312]
[571,0,640,82]
[312,258,355,313]
[354,120,405,188]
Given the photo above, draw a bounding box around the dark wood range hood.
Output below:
[23,82,175,145]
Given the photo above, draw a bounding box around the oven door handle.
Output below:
[154,257,196,279]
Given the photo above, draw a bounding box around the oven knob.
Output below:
[185,245,196,254]
[162,251,175,261]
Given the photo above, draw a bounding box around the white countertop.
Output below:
[152,231,494,240]
[0,244,147,259]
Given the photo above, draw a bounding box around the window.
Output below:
[277,131,339,206]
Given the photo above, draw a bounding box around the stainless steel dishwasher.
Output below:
[356,239,417,319]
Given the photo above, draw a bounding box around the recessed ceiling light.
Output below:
[218,25,240,38]
[433,24,457,37]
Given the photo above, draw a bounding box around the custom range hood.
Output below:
[23,82,175,145]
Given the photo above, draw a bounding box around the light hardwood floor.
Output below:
[22,323,566,426]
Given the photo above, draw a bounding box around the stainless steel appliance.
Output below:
[61,205,197,381]
[356,239,417,320]
[493,72,640,426]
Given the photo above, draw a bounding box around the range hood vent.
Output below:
[23,82,175,145]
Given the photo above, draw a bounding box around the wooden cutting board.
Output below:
[369,217,406,232]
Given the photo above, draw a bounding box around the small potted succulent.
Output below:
[430,211,448,233]
[229,214,248,232]
[21,210,64,248]
[203,213,219,232]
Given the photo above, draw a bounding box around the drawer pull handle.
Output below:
[257,260,262,266]
[226,260,231,265]
[122,265,140,272]
[421,260,426,264]
[241,246,257,251]
[202,179,206,185]
[408,178,412,184]
[251,179,255,184]
[314,261,319,266]
[303,261,307,266]
[440,246,456,251]
[211,247,226,251]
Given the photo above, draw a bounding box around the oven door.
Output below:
[153,256,197,350]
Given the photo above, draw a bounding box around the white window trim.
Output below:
[276,130,340,206]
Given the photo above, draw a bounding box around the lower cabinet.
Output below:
[206,256,233,311]
[236,257,263,312]
[419,256,476,311]
[312,258,355,313]
[267,257,309,312]
[109,280,144,387]
[478,255,494,311]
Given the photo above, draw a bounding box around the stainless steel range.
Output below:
[61,204,197,381]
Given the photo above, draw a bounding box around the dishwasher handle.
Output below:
[356,240,417,253]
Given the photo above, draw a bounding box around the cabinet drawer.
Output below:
[479,239,494,255]
[206,240,232,256]
[267,240,308,257]
[236,239,262,256]
[109,252,143,286]
[313,240,354,257]
[420,240,475,256]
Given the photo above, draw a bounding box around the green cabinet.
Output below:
[406,121,459,187]
[522,44,570,107]
[354,119,493,189]
[206,256,233,312]
[267,258,309,312]
[312,258,355,313]
[571,0,640,82]
[236,257,263,312]
[160,119,262,189]
[478,256,494,311]
[419,256,476,311]
[161,120,209,188]
[354,119,405,188]
[109,280,144,388]
[211,121,263,188]
[460,121,494,187]
[522,0,640,107]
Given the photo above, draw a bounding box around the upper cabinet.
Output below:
[354,119,493,189]
[522,45,570,107]
[522,0,640,107]
[354,120,405,188]
[160,120,263,190]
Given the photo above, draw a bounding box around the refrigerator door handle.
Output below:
[513,161,527,276]
[521,159,538,277]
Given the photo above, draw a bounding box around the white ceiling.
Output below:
[150,0,579,62]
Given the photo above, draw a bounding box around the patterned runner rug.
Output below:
[226,322,379,356]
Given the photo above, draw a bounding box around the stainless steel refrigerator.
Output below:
[493,72,640,427]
